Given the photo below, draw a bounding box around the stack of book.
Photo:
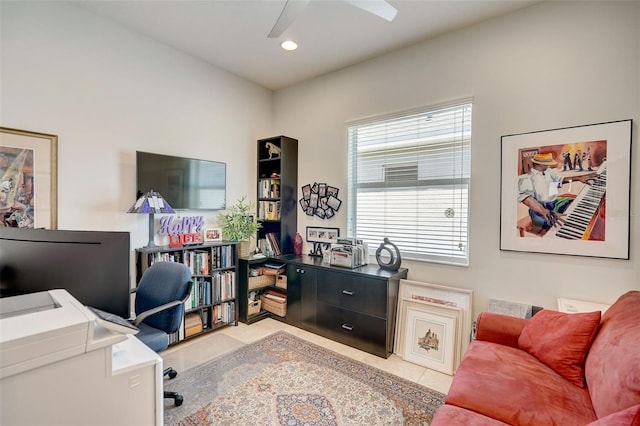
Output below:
[262,262,285,276]
[184,313,203,337]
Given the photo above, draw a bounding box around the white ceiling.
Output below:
[70,0,540,91]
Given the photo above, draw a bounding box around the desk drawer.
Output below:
[316,302,387,357]
[317,270,387,317]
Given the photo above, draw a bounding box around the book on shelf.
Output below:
[258,178,281,199]
[258,200,281,220]
[265,232,281,256]
[212,301,235,325]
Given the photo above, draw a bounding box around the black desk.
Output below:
[279,255,408,358]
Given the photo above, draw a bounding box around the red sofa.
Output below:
[431,290,640,426]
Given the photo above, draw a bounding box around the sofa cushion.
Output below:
[586,291,640,418]
[517,309,600,387]
[475,311,527,348]
[585,404,640,426]
[431,404,511,426]
[446,340,597,426]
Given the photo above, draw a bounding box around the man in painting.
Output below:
[518,153,596,231]
[562,151,573,171]
[1,177,12,193]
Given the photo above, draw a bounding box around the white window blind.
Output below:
[347,101,472,266]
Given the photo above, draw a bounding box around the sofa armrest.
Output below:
[475,312,528,348]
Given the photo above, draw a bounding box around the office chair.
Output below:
[131,261,193,406]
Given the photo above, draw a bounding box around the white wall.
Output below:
[1,2,273,252]
[2,1,638,315]
[273,1,640,314]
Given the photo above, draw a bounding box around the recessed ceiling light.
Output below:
[281,40,298,51]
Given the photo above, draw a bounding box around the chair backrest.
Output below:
[135,261,192,334]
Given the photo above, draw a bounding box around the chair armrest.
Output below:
[475,311,528,348]
[132,281,193,326]
[133,299,185,326]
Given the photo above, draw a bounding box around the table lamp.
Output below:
[127,190,175,247]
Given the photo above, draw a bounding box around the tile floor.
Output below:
[161,318,453,395]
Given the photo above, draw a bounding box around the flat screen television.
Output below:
[0,228,131,318]
[136,151,226,210]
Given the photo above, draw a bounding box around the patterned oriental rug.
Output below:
[164,331,446,425]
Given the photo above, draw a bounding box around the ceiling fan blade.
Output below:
[344,0,398,22]
[268,0,311,38]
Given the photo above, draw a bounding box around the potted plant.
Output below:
[219,195,261,257]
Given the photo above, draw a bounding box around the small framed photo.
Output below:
[318,183,327,197]
[306,226,340,244]
[301,184,311,200]
[327,195,341,210]
[309,192,319,208]
[204,227,222,242]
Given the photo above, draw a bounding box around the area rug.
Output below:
[164,331,446,425]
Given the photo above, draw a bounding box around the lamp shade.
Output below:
[127,190,175,214]
[127,190,175,248]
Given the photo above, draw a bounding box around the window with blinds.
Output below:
[347,101,472,266]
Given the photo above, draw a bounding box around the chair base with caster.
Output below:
[164,367,183,406]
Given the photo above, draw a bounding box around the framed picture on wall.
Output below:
[500,119,632,259]
[0,127,58,229]
[306,226,340,244]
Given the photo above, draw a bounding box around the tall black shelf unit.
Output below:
[257,135,298,255]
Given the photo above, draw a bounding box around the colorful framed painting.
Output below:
[0,127,58,229]
[500,119,632,259]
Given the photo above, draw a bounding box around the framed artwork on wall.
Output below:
[306,226,340,257]
[500,119,632,259]
[306,226,340,244]
[0,127,58,229]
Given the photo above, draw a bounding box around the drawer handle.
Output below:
[342,290,354,296]
[341,324,354,331]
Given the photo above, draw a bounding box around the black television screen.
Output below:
[136,151,226,210]
[0,228,131,318]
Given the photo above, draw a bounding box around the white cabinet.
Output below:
[1,335,162,426]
